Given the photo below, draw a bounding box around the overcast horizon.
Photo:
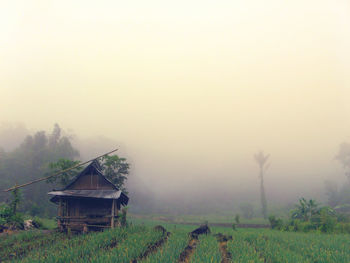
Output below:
[1,0,350,204]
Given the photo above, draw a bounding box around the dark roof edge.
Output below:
[62,159,117,191]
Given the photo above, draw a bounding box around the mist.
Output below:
[1,0,350,216]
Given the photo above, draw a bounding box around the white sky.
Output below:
[1,0,350,197]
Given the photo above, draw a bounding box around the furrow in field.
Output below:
[88,227,164,263]
[189,234,222,263]
[215,233,232,263]
[16,226,143,263]
[132,228,170,263]
[1,231,66,262]
[141,229,189,263]
[178,236,198,263]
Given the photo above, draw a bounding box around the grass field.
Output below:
[1,221,350,262]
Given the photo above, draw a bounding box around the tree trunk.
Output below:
[260,166,267,219]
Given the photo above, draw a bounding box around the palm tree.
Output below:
[254,151,270,219]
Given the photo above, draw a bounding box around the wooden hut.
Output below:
[48,160,129,232]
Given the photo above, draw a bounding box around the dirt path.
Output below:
[219,240,232,263]
[178,237,198,263]
[131,231,170,263]
[215,233,232,263]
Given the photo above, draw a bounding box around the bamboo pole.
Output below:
[3,149,118,192]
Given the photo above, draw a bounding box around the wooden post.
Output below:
[115,203,120,227]
[111,199,115,228]
[58,198,63,231]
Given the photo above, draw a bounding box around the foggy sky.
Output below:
[1,0,350,202]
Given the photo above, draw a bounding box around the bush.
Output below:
[8,213,24,229]
[319,215,337,233]
[232,223,237,231]
[268,215,284,230]
[0,203,13,225]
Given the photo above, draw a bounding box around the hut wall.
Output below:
[78,198,113,217]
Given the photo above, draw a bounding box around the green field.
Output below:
[1,222,350,263]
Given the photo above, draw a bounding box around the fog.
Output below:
[1,0,350,214]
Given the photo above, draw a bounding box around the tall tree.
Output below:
[335,142,350,183]
[254,151,270,219]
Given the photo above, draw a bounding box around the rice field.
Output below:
[1,224,350,262]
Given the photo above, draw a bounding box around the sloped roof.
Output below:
[63,159,116,190]
[48,159,129,206]
[48,189,129,206]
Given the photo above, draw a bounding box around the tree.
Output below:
[0,124,80,216]
[100,155,130,193]
[46,159,82,186]
[335,142,350,183]
[254,151,269,219]
[291,198,319,221]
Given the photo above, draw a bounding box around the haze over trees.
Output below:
[0,124,79,216]
[1,122,350,220]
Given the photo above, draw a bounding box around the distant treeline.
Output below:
[0,124,79,216]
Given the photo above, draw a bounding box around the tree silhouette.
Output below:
[254,151,270,219]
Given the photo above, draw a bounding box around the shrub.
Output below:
[232,223,237,231]
[268,215,284,230]
[8,213,24,229]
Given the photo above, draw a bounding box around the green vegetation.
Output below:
[190,234,221,263]
[0,231,65,261]
[142,229,189,263]
[269,198,350,234]
[1,223,349,263]
[228,229,350,263]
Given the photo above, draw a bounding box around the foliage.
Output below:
[0,203,12,225]
[100,155,130,193]
[32,217,44,229]
[0,124,79,216]
[291,198,319,221]
[46,154,130,193]
[0,189,24,229]
[228,229,350,262]
[269,197,348,234]
[268,215,283,230]
[142,228,188,263]
[190,234,222,263]
[3,224,350,263]
[16,226,162,263]
[46,159,81,186]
